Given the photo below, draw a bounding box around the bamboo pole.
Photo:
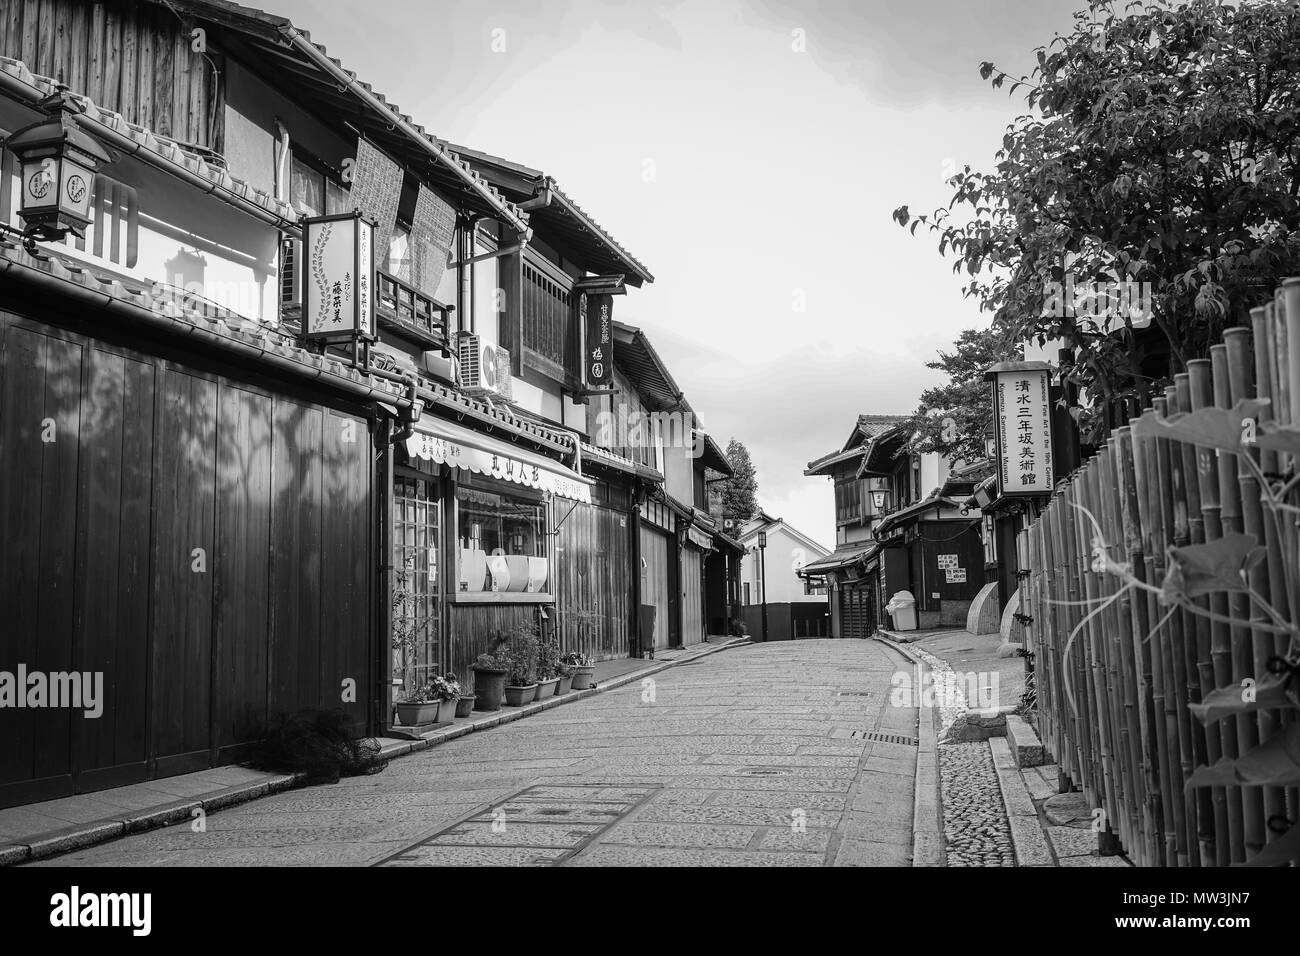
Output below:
[1212,343,1263,863]
[1174,371,1223,865]
[1116,426,1164,866]
[1132,410,1179,865]
[1188,357,1244,866]
[1224,327,1287,847]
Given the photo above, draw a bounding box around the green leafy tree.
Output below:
[902,325,1022,462]
[894,0,1300,441]
[715,438,758,522]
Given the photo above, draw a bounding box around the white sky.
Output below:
[276,0,1086,548]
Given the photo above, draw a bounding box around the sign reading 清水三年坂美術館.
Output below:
[989,362,1055,498]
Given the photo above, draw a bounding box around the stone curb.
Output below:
[988,736,1056,866]
[7,639,749,867]
[873,635,944,867]
[2,773,301,867]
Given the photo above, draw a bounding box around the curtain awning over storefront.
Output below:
[406,417,592,503]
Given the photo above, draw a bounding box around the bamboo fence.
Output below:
[1020,279,1300,867]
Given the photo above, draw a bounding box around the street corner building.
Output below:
[0,0,741,808]
[799,414,993,638]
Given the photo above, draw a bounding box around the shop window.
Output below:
[456,486,549,594]
[387,219,412,283]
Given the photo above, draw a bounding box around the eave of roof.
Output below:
[445,143,654,287]
[148,0,530,234]
[611,320,691,415]
[799,541,880,575]
[875,494,965,535]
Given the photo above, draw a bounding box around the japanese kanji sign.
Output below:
[991,364,1054,497]
[301,212,375,342]
[582,292,613,389]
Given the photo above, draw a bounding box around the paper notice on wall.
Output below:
[945,568,967,583]
[937,554,958,569]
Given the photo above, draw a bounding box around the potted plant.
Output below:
[395,674,459,727]
[503,622,539,706]
[563,651,596,690]
[471,644,510,712]
[454,690,477,718]
[555,661,574,696]
[535,640,561,700]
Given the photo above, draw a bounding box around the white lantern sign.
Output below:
[989,361,1055,498]
[301,211,376,342]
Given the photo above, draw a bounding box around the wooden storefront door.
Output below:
[393,474,442,699]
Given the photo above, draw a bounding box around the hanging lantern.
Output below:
[300,211,377,343]
[5,90,114,243]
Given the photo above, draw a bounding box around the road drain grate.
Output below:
[853,731,919,746]
[736,767,793,776]
[836,690,871,697]
[373,783,661,867]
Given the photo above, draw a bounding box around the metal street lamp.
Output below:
[4,89,114,248]
[757,530,769,643]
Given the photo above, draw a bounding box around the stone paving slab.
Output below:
[29,641,922,868]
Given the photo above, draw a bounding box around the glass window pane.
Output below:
[290,155,324,217]
[456,486,548,593]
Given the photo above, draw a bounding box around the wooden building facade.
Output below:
[0,0,741,806]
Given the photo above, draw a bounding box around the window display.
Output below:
[456,486,549,594]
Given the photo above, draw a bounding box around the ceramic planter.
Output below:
[395,701,440,727]
[435,698,456,724]
[556,674,573,696]
[504,683,538,706]
[455,695,476,718]
[472,667,507,712]
[570,665,596,690]
[535,677,560,700]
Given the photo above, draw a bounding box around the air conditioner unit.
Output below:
[421,350,456,385]
[456,333,514,402]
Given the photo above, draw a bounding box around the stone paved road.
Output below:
[35,640,920,867]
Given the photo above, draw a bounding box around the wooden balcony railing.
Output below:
[377,270,452,351]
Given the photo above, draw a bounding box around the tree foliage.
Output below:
[901,325,1023,462]
[716,438,759,522]
[894,0,1300,441]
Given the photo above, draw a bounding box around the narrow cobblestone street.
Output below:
[36,641,921,867]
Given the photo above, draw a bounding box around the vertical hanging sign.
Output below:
[301,211,376,342]
[989,361,1054,498]
[583,292,614,389]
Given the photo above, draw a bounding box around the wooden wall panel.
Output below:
[448,603,536,688]
[319,410,370,727]
[0,310,376,807]
[639,525,671,650]
[681,546,704,647]
[554,499,632,662]
[212,385,272,753]
[75,348,154,782]
[268,400,322,716]
[0,0,220,149]
[149,367,217,771]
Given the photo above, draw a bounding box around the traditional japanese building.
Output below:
[0,0,734,807]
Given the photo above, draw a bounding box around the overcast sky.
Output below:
[278,0,1086,548]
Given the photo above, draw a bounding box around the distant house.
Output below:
[736,511,832,640]
[800,415,991,637]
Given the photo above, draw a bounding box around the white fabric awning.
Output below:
[405,417,592,503]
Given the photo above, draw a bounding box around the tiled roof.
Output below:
[0,238,575,453]
[147,0,529,231]
[0,56,297,225]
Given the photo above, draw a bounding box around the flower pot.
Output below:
[435,698,457,724]
[556,674,573,696]
[535,677,560,700]
[455,695,476,718]
[504,683,538,706]
[570,665,596,690]
[395,701,441,727]
[472,667,507,712]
